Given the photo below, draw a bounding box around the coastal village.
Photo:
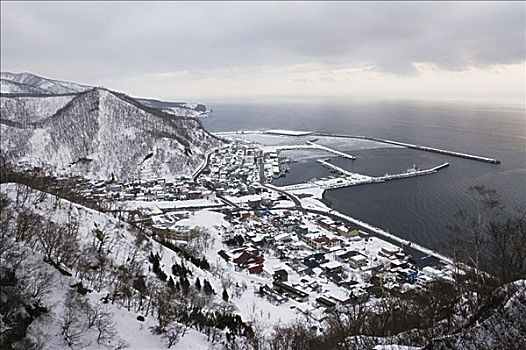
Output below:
[76,130,458,326]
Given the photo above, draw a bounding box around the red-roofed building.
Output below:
[233,250,264,267]
[248,263,264,274]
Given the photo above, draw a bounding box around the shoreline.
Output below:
[318,189,453,263]
[290,184,456,265]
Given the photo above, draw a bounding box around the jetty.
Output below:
[315,159,450,189]
[306,141,356,159]
[314,132,501,164]
[373,162,450,182]
[265,129,313,136]
[316,159,357,177]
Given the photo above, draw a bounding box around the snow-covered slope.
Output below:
[1,72,91,94]
[426,281,526,349]
[0,79,51,94]
[1,88,221,181]
[0,94,77,125]
[0,183,216,349]
[1,72,209,117]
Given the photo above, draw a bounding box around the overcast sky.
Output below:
[1,1,524,102]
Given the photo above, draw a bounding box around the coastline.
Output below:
[319,189,455,264]
[298,185,456,265]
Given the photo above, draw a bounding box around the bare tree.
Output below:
[487,214,526,284]
[450,186,526,289]
[189,227,213,253]
[21,263,55,304]
[62,290,89,349]
[36,218,80,270]
[92,305,117,347]
[268,323,319,350]
[162,322,185,348]
[449,186,502,289]
[14,208,41,244]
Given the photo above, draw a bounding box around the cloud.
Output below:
[0,1,524,99]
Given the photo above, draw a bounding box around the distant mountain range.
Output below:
[0,72,220,181]
[0,72,209,117]
[1,72,91,94]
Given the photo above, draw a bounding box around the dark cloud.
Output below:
[1,1,524,83]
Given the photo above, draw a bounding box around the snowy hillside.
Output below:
[1,88,221,181]
[426,280,526,349]
[0,94,77,125]
[1,72,210,117]
[1,72,91,94]
[0,183,221,349]
[0,79,51,94]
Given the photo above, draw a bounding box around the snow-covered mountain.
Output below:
[1,72,91,94]
[1,72,209,117]
[1,87,220,181]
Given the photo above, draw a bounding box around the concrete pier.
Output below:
[316,159,357,176]
[373,162,450,182]
[306,141,357,159]
[315,159,450,189]
[314,132,501,164]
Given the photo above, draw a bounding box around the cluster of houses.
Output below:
[58,134,460,327]
[214,208,451,310]
[218,247,265,274]
[197,142,288,197]
[80,141,288,206]
[92,138,454,316]
[197,143,262,196]
[260,149,287,182]
[82,177,211,202]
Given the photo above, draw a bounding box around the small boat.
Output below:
[406,164,419,173]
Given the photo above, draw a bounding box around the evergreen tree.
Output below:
[180,276,190,294]
[195,277,201,291]
[200,258,210,270]
[167,276,175,289]
[222,288,229,302]
[203,279,214,295]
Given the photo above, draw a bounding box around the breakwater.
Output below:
[306,141,357,159]
[313,133,501,164]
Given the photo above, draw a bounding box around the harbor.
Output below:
[313,132,501,164]
[216,130,501,165]
[109,127,491,338]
